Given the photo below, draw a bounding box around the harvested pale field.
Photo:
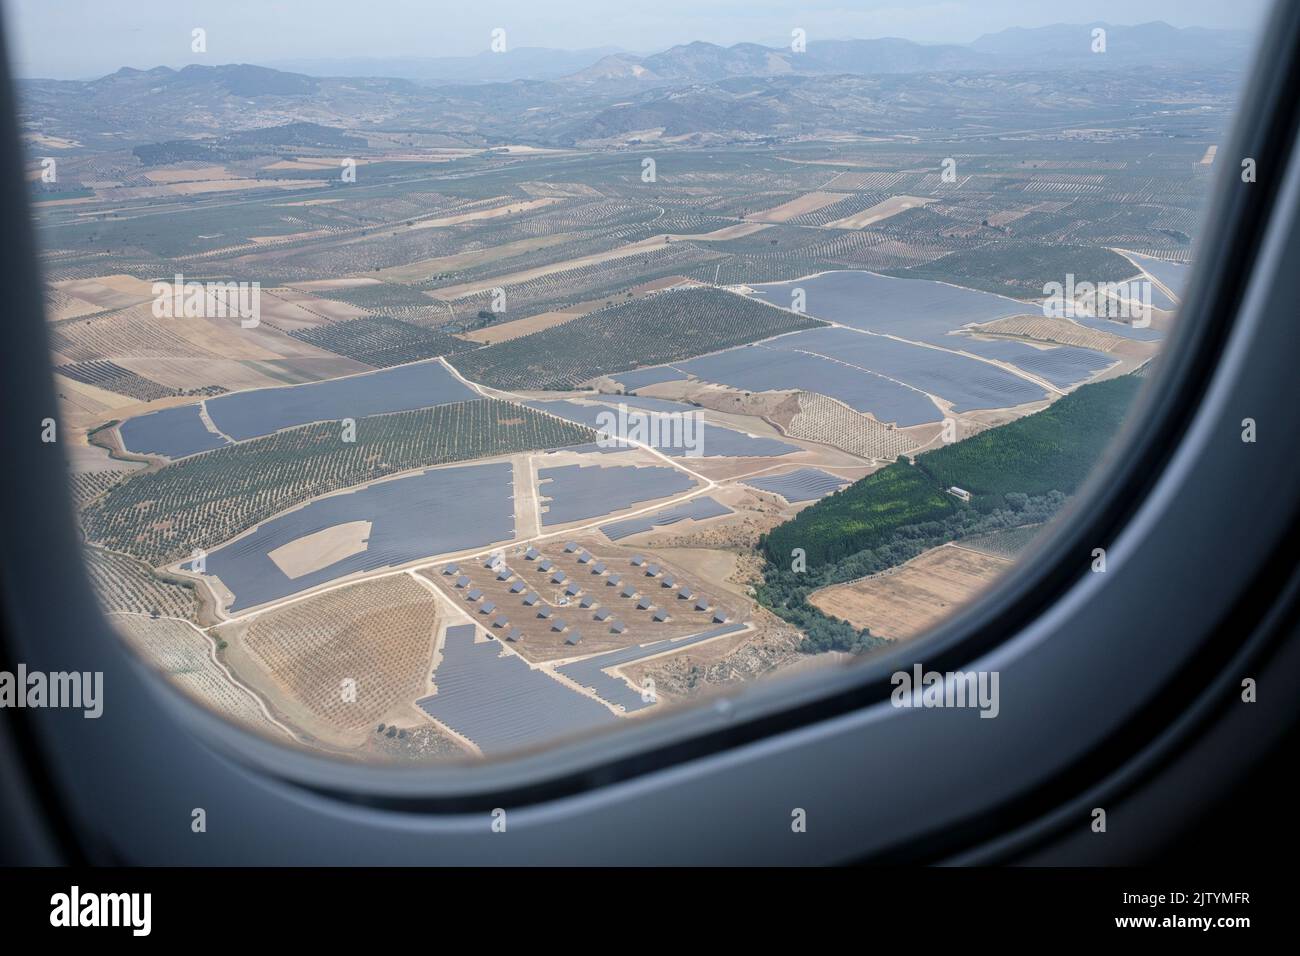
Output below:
[985,207,1033,228]
[64,441,144,474]
[428,235,681,299]
[406,197,560,230]
[94,178,327,200]
[810,544,1013,641]
[631,275,699,294]
[112,615,282,736]
[51,306,209,362]
[24,132,81,149]
[428,220,744,302]
[370,234,578,284]
[685,221,770,240]
[52,275,157,311]
[52,376,121,420]
[824,194,934,229]
[143,165,238,184]
[974,315,1127,352]
[269,521,373,579]
[290,277,382,291]
[32,195,96,207]
[249,228,332,244]
[115,356,341,394]
[263,158,373,171]
[44,287,103,321]
[748,191,848,223]
[258,288,370,324]
[786,391,920,461]
[460,308,585,344]
[162,312,354,364]
[223,575,439,741]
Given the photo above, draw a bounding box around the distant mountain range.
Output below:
[18,23,1251,150]
[254,22,1253,85]
[263,47,626,84]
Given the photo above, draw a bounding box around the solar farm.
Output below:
[30,43,1219,762]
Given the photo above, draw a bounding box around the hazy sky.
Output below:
[4,0,1275,79]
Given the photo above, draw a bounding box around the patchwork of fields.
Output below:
[38,102,1194,760]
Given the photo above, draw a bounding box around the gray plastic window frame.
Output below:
[1,4,1298,864]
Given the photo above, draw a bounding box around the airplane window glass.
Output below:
[13,1,1271,763]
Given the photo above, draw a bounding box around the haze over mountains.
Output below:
[20,22,1250,150]
[260,21,1253,84]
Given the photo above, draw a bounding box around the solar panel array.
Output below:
[743,468,849,503]
[537,463,696,526]
[417,624,615,755]
[205,461,515,611]
[557,624,746,712]
[600,496,733,541]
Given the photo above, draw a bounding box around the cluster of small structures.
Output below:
[441,539,729,655]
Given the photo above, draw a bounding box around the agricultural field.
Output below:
[809,543,1014,641]
[448,287,824,390]
[112,615,282,737]
[84,545,199,620]
[21,31,1226,759]
[287,315,476,368]
[785,391,920,462]
[54,359,226,403]
[86,399,595,565]
[218,575,441,744]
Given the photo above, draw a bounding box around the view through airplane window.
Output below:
[14,1,1268,763]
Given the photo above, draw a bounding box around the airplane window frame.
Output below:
[1,4,1298,863]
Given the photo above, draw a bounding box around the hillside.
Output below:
[761,375,1142,570]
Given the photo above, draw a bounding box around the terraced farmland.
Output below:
[86,399,595,565]
[449,287,824,390]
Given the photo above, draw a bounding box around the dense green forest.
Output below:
[915,374,1142,503]
[761,460,954,569]
[758,374,1141,652]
